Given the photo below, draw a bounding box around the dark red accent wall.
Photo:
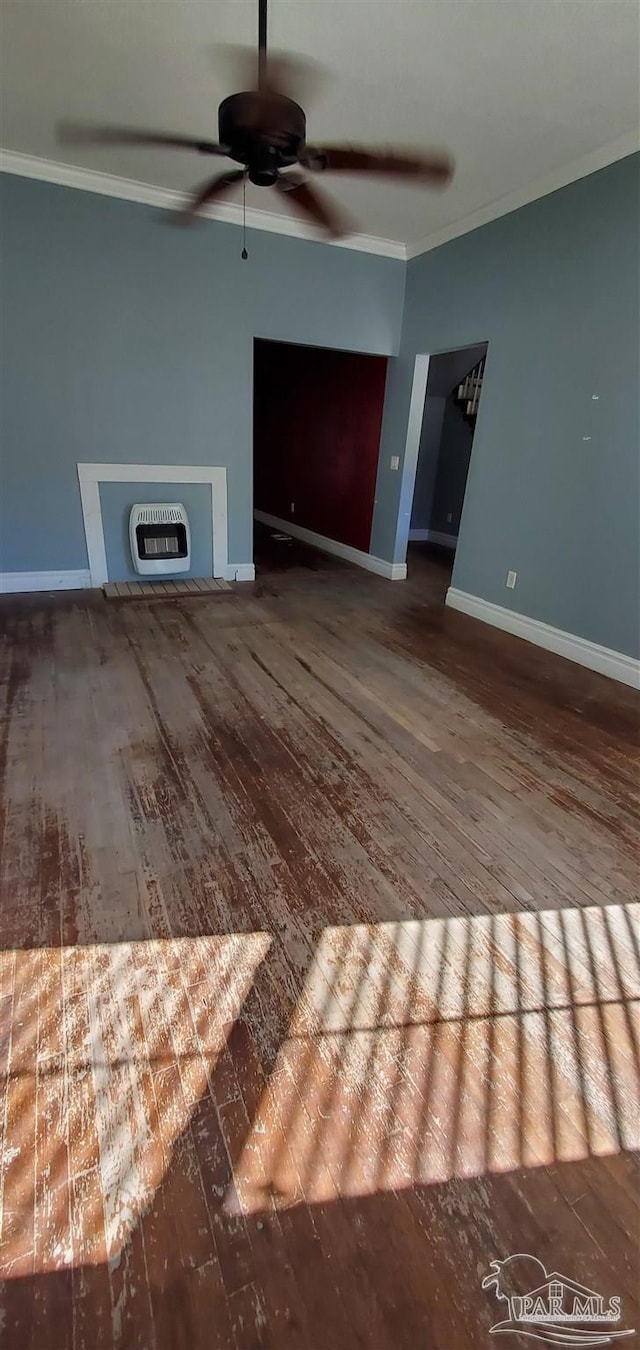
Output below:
[253,339,388,554]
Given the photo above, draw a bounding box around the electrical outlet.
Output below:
[506,570,517,589]
[446,512,453,524]
[390,455,400,471]
[290,501,295,514]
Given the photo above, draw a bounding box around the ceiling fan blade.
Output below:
[259,53,326,104]
[276,177,350,237]
[179,169,245,222]
[57,122,226,156]
[212,45,325,104]
[302,145,454,185]
[252,0,324,101]
[275,169,307,191]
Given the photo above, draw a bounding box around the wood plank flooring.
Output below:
[1,542,638,1349]
[103,577,231,600]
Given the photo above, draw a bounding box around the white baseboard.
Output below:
[254,511,407,580]
[225,563,255,582]
[0,569,92,594]
[446,587,640,689]
[0,565,255,592]
[409,528,458,549]
[428,530,458,550]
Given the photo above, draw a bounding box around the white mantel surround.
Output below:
[76,462,253,586]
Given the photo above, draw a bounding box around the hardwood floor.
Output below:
[1,542,638,1349]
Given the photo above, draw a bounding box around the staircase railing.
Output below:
[455,356,485,422]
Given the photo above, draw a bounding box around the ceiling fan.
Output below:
[59,0,454,238]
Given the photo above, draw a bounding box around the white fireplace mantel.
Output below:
[77,462,232,587]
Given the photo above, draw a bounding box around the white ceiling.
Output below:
[1,0,639,252]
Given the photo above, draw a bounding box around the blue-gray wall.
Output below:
[410,395,445,532]
[2,157,638,658]
[0,174,405,573]
[371,153,640,659]
[99,481,214,582]
[410,344,486,533]
[429,398,473,538]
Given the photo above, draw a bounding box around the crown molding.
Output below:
[406,129,640,260]
[0,148,407,260]
[2,129,637,266]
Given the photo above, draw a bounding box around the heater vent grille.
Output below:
[136,505,184,526]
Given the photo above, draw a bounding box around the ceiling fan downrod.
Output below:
[258,0,268,90]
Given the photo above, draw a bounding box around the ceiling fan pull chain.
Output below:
[241,177,248,260]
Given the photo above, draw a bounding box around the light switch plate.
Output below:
[390,455,400,471]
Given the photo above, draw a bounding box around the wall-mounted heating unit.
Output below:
[129,503,191,575]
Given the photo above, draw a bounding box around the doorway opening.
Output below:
[252,338,388,575]
[407,342,487,585]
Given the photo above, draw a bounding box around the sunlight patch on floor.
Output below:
[230,903,639,1212]
[0,905,637,1276]
[0,932,271,1275]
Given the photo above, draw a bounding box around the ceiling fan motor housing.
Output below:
[218,91,306,185]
